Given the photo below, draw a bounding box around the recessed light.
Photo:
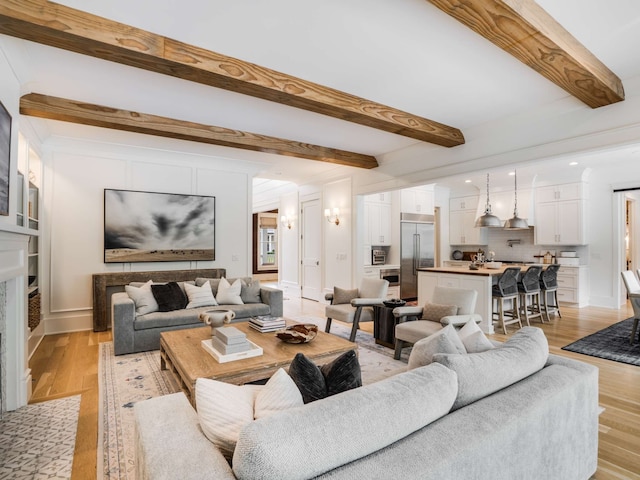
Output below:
[508,171,515,176]
[465,179,472,183]
[569,161,578,166]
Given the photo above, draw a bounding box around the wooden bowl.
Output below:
[276,324,318,343]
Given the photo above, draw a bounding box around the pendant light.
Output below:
[504,169,529,230]
[475,173,502,228]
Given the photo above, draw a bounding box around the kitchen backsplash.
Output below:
[451,228,589,264]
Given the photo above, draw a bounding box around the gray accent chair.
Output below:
[621,270,640,344]
[325,278,389,342]
[393,286,481,359]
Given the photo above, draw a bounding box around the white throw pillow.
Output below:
[457,319,495,353]
[407,324,466,370]
[196,368,302,460]
[254,368,303,419]
[124,280,158,315]
[196,378,258,461]
[216,277,244,305]
[184,281,218,308]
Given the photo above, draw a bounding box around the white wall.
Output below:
[42,136,254,333]
[323,178,352,292]
[279,190,300,298]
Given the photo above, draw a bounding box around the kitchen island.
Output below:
[417,265,545,334]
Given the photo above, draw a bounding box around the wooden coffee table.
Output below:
[160,321,357,406]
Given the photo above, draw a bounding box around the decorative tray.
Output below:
[201,339,263,363]
[383,299,407,308]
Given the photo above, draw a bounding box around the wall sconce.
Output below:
[324,207,340,225]
[280,215,292,230]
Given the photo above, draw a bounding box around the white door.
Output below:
[301,199,322,301]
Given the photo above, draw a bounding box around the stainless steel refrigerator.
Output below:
[400,213,435,300]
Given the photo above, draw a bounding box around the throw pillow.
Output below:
[240,279,262,304]
[421,302,459,322]
[254,368,303,419]
[288,353,327,404]
[196,368,302,461]
[150,281,188,312]
[333,287,359,305]
[320,349,362,396]
[124,280,159,315]
[195,277,222,296]
[184,281,218,309]
[457,319,495,353]
[288,350,362,403]
[216,277,244,305]
[407,324,467,371]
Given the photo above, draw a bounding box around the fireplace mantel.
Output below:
[0,228,32,412]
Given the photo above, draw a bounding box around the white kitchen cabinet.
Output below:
[536,183,584,203]
[366,203,391,245]
[450,210,487,245]
[401,187,434,214]
[535,193,586,245]
[450,195,478,212]
[556,266,589,307]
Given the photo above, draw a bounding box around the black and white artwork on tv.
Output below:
[0,101,12,216]
[104,189,215,263]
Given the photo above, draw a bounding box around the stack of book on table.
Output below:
[201,326,263,363]
[249,315,286,332]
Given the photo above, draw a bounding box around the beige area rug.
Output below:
[98,321,407,479]
[0,395,81,479]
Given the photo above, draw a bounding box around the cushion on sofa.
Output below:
[407,324,466,371]
[457,319,495,353]
[421,302,459,321]
[333,286,359,305]
[240,279,262,304]
[232,363,458,480]
[288,350,362,403]
[185,281,218,309]
[433,326,549,410]
[196,369,303,461]
[151,282,188,312]
[125,280,158,315]
[216,278,244,305]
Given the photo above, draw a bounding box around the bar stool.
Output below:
[492,267,522,334]
[518,266,544,325]
[539,264,562,322]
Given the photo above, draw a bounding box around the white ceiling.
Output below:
[4,0,640,193]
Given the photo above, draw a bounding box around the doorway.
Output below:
[301,198,322,301]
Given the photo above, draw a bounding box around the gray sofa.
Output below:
[133,328,599,479]
[112,276,283,355]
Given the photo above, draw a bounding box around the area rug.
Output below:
[0,395,81,479]
[561,318,640,366]
[98,325,407,479]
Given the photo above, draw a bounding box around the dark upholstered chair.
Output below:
[492,267,521,334]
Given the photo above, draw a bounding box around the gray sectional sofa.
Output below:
[112,276,283,355]
[133,328,599,479]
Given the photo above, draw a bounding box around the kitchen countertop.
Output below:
[419,264,547,276]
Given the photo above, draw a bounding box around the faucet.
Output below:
[507,239,521,247]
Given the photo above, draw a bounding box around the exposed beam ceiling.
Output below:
[0,0,464,147]
[426,0,624,108]
[20,93,379,169]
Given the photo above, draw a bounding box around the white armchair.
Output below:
[621,271,640,344]
[393,286,482,359]
[325,278,389,342]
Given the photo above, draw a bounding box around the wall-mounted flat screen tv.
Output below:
[104,189,215,263]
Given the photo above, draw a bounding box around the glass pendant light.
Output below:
[475,173,502,228]
[504,169,529,230]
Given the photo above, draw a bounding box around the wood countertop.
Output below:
[419,264,547,277]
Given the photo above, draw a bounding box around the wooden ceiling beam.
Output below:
[426,0,624,108]
[20,93,379,169]
[0,0,464,147]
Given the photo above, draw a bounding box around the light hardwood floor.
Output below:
[29,299,639,480]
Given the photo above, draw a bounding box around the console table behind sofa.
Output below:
[92,268,226,331]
